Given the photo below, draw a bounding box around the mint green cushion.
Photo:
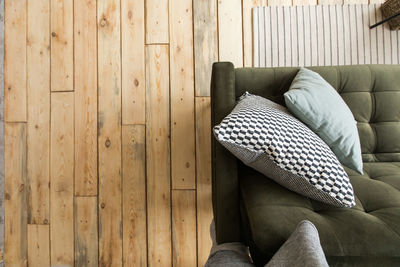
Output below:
[284,68,363,174]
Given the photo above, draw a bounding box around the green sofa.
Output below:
[211,62,400,266]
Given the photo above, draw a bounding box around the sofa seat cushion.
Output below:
[239,162,400,265]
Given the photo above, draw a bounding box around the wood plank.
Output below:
[218,0,243,67]
[195,97,213,267]
[97,0,123,265]
[4,0,26,122]
[75,197,98,267]
[4,123,27,266]
[74,0,98,196]
[293,0,316,4]
[146,0,169,43]
[122,125,147,267]
[268,0,292,6]
[369,0,384,3]
[319,0,342,4]
[243,0,266,68]
[121,0,145,124]
[51,0,73,91]
[170,0,196,189]
[146,45,171,267]
[344,0,367,3]
[27,224,50,267]
[50,92,74,266]
[172,190,197,267]
[26,0,50,225]
[194,0,218,96]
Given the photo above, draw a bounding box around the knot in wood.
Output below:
[100,17,108,27]
[105,138,111,148]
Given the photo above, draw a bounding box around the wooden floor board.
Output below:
[51,0,73,92]
[75,196,98,267]
[170,0,196,189]
[4,123,27,266]
[4,0,26,122]
[172,190,197,267]
[193,0,218,96]
[26,0,50,225]
[122,125,147,267]
[218,0,244,66]
[74,0,98,197]
[146,0,169,43]
[195,97,213,267]
[50,92,74,266]
[97,0,123,265]
[27,224,50,267]
[146,44,172,267]
[122,0,146,125]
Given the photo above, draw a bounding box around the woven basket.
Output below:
[381,0,400,30]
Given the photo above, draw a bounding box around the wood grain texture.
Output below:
[172,190,197,267]
[75,197,98,267]
[318,0,342,4]
[27,224,50,267]
[122,0,145,124]
[170,0,196,189]
[4,0,26,122]
[146,0,169,44]
[4,123,27,267]
[74,0,98,196]
[51,0,73,91]
[293,0,317,5]
[50,92,74,266]
[146,45,171,267]
[268,0,292,7]
[122,125,147,267]
[195,97,213,267]
[218,0,243,67]
[243,0,266,67]
[193,0,218,96]
[26,0,50,225]
[97,0,123,265]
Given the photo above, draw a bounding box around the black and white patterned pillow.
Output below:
[214,92,355,208]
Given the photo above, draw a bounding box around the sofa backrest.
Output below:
[235,65,400,162]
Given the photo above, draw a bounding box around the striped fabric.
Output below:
[253,5,400,67]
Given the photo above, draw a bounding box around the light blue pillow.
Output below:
[284,68,363,174]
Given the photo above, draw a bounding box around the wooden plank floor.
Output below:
[3,0,382,266]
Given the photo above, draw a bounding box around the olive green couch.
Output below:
[211,62,400,266]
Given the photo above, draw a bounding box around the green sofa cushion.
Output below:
[240,162,400,266]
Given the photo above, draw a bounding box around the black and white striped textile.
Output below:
[253,4,400,67]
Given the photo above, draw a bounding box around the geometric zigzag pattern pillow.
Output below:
[214,92,355,208]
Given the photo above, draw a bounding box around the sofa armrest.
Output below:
[211,62,241,243]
